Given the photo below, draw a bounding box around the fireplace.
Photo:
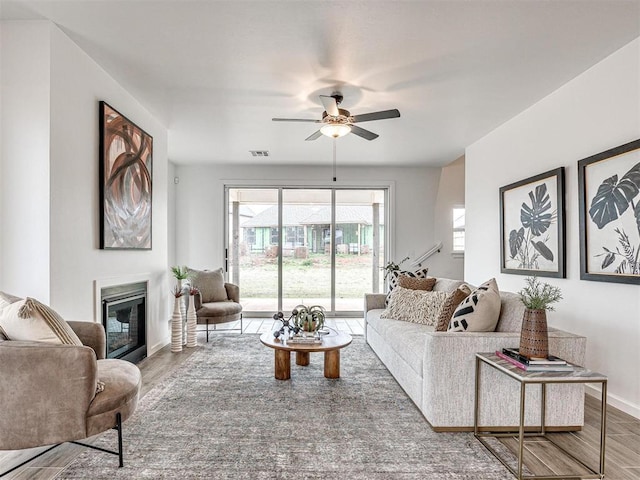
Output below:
[101,282,147,363]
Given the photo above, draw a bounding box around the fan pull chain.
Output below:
[332,138,337,182]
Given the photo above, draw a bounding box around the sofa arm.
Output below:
[422,330,587,429]
[0,341,98,449]
[364,293,386,313]
[68,321,106,359]
[225,283,240,303]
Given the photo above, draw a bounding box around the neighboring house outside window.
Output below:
[453,207,465,254]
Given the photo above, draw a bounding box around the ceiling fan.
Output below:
[272,93,400,141]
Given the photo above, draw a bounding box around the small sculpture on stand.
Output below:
[272,310,300,340]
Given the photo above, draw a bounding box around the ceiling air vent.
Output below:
[249,150,269,157]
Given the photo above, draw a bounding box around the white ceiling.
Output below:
[2,1,639,167]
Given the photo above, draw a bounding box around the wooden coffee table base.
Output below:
[261,331,352,381]
[296,351,310,366]
[274,350,291,380]
[273,350,341,379]
[324,350,340,378]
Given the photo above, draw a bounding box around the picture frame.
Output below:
[578,139,640,284]
[499,167,565,278]
[99,101,153,250]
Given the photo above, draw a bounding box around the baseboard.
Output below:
[586,384,640,419]
[431,425,582,433]
[148,338,169,357]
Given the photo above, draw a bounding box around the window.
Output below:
[245,228,256,246]
[453,207,465,253]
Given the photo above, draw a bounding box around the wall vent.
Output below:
[249,150,269,157]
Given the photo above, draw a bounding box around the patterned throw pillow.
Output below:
[386,268,429,306]
[448,278,501,332]
[435,284,472,332]
[0,296,83,345]
[189,268,228,303]
[381,286,448,326]
[398,274,436,291]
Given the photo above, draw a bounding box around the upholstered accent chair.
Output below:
[0,321,141,475]
[188,268,243,342]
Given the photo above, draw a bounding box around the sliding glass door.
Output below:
[226,186,387,315]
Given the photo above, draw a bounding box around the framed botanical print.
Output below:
[99,101,153,250]
[578,139,640,284]
[500,167,566,278]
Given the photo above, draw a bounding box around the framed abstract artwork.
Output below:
[99,101,153,250]
[499,167,566,278]
[578,139,640,284]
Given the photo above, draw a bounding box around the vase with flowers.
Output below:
[186,286,198,347]
[518,276,562,358]
[171,285,183,353]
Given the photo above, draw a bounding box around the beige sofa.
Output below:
[365,278,587,431]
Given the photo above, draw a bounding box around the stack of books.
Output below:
[287,336,322,345]
[496,348,574,372]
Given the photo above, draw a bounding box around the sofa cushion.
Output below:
[432,278,467,292]
[367,309,432,376]
[398,274,436,291]
[495,291,526,332]
[448,278,501,332]
[198,300,242,317]
[386,268,429,305]
[435,284,472,332]
[189,268,228,303]
[0,296,83,345]
[382,287,448,326]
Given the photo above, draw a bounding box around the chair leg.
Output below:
[206,320,209,342]
[116,412,123,467]
[1,413,126,477]
[71,411,124,467]
[240,314,243,334]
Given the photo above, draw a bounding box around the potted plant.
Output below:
[518,276,562,358]
[381,256,410,281]
[292,304,326,335]
[170,265,192,290]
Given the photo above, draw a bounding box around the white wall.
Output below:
[174,164,444,275]
[0,21,171,355]
[429,155,465,280]
[0,21,52,301]
[466,38,640,417]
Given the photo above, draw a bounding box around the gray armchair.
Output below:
[0,321,141,475]
[195,282,243,341]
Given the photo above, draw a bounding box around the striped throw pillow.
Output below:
[0,296,82,345]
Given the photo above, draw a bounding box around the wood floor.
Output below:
[1,321,638,479]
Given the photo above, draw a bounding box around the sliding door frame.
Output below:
[224,180,395,317]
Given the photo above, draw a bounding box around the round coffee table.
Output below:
[260,330,352,380]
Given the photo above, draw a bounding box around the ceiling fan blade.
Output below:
[272,118,321,123]
[350,125,379,141]
[305,130,323,141]
[319,95,339,117]
[351,109,400,123]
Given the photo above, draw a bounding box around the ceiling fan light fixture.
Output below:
[320,123,351,138]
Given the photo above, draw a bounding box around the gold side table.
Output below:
[474,352,607,480]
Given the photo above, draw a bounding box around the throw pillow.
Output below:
[386,267,429,306]
[189,268,228,303]
[0,291,22,306]
[435,284,472,332]
[398,274,436,291]
[381,286,448,326]
[0,296,83,345]
[448,278,501,332]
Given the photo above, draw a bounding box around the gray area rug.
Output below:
[57,335,512,479]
